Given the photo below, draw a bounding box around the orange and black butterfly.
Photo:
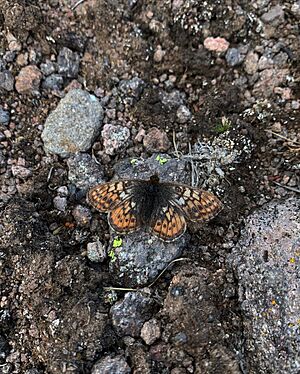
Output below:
[87,175,223,242]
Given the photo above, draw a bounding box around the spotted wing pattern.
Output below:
[87,180,135,212]
[150,204,186,242]
[88,177,223,242]
[108,198,141,233]
[168,184,223,223]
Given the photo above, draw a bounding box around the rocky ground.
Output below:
[0,1,299,373]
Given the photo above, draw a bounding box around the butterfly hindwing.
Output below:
[88,177,223,242]
[87,180,135,212]
[168,184,223,222]
[108,198,141,233]
[150,204,186,242]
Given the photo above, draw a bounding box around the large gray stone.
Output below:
[42,89,103,157]
[229,197,300,373]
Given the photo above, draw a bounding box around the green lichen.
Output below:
[113,237,123,248]
[156,155,168,165]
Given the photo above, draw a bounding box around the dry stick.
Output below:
[173,130,180,159]
[265,130,300,147]
[71,0,85,11]
[272,181,300,194]
[103,257,192,292]
[47,166,54,183]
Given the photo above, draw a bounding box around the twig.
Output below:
[265,130,300,147]
[103,257,191,292]
[272,181,300,194]
[71,0,85,11]
[173,130,180,159]
[47,166,54,183]
[147,258,191,288]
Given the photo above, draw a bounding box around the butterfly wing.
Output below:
[87,180,136,212]
[108,198,141,233]
[150,203,186,242]
[167,184,223,222]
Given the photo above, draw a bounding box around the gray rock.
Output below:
[273,51,288,67]
[291,1,300,19]
[119,77,145,99]
[258,55,274,70]
[109,231,186,286]
[111,289,154,336]
[42,74,64,91]
[261,5,284,24]
[0,70,14,91]
[53,196,67,212]
[72,205,92,226]
[91,355,130,374]
[176,105,192,124]
[67,153,105,193]
[106,155,190,286]
[0,108,10,124]
[87,240,106,262]
[160,90,184,109]
[57,186,69,197]
[253,68,289,98]
[42,89,103,157]
[225,48,244,67]
[57,47,80,78]
[228,197,300,373]
[141,318,161,345]
[11,165,32,179]
[40,60,56,76]
[101,124,130,155]
[244,51,259,75]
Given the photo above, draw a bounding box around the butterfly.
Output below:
[87,175,223,242]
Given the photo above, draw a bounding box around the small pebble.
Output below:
[15,65,42,94]
[0,108,10,124]
[0,70,15,91]
[87,240,106,262]
[141,318,161,345]
[226,48,244,67]
[11,165,32,179]
[203,37,229,53]
[176,105,192,124]
[42,74,64,91]
[53,196,67,212]
[143,127,171,152]
[72,205,92,226]
[154,46,165,63]
[57,47,80,78]
[101,124,130,155]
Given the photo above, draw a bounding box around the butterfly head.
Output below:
[149,174,160,184]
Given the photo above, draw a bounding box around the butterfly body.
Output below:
[88,175,223,242]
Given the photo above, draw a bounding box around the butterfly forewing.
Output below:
[88,177,223,242]
[168,184,223,222]
[108,198,141,233]
[87,180,135,212]
[150,204,186,242]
